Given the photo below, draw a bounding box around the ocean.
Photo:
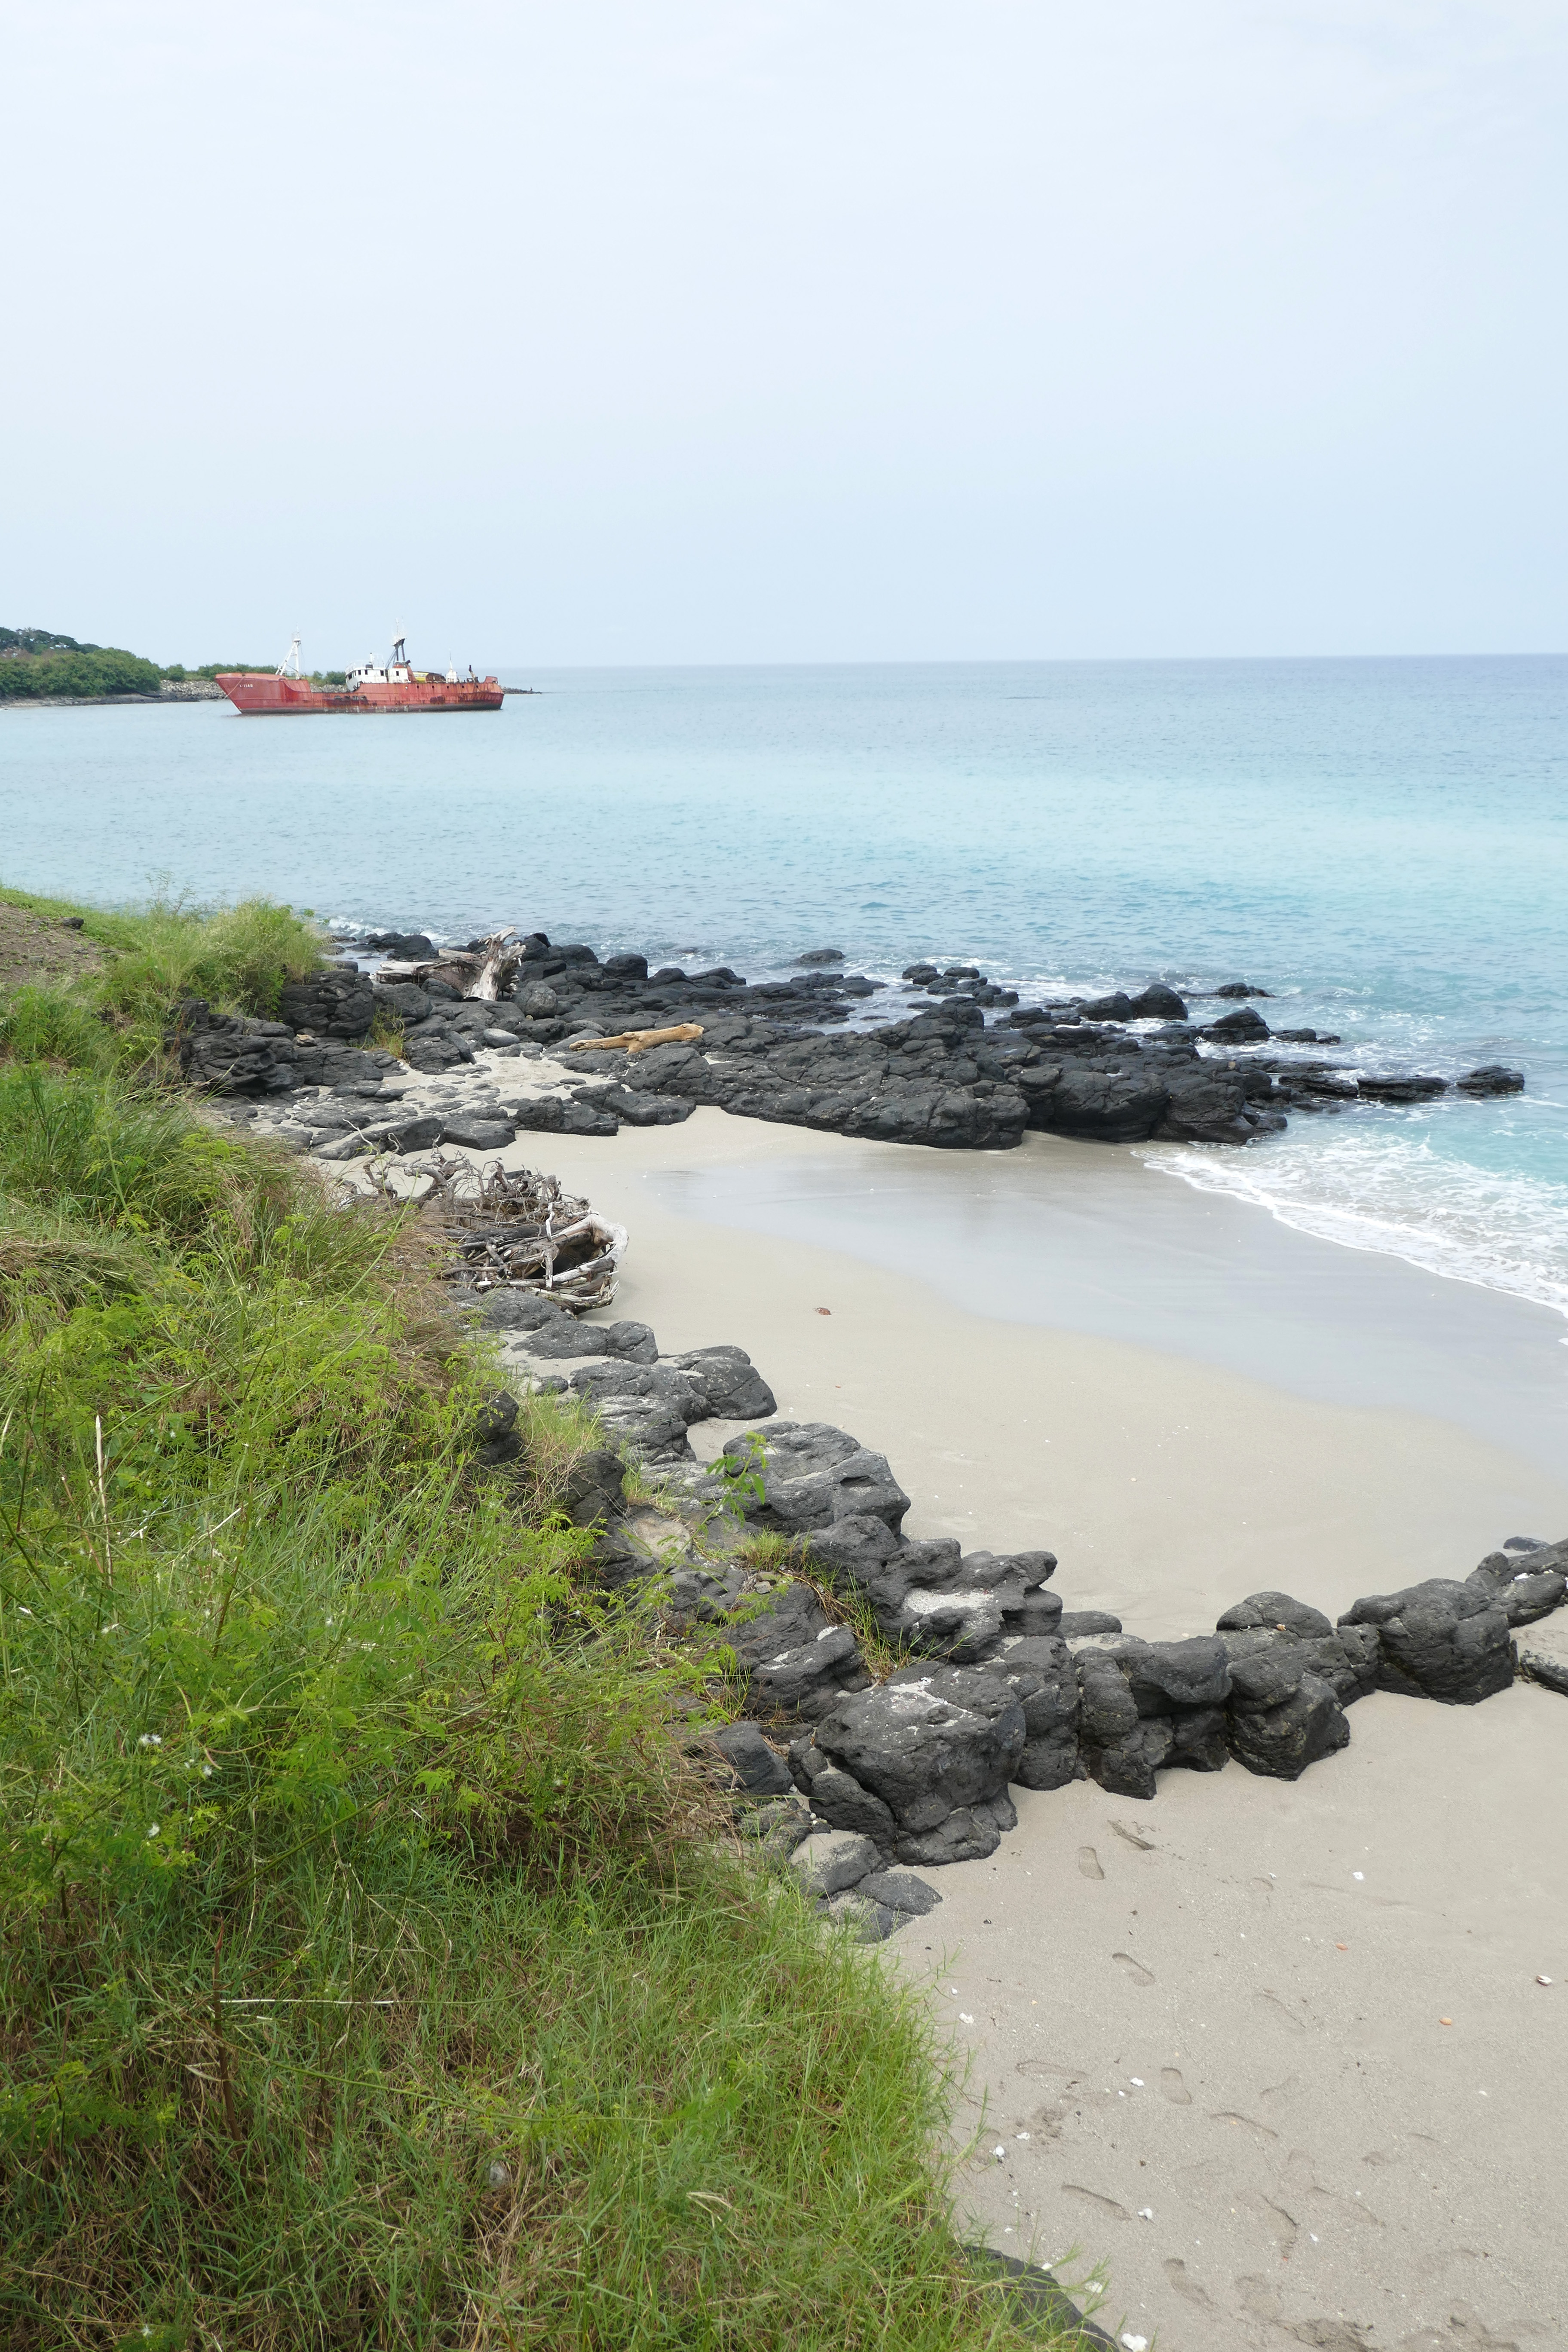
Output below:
[2,656,1564,1322]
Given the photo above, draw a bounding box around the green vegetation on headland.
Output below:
[0,629,162,702]
[1,630,347,699]
[0,884,1088,2348]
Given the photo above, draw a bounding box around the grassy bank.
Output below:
[0,892,1086,2349]
[0,884,323,1072]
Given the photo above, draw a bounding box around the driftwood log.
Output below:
[379,929,526,1002]
[425,1157,627,1311]
[570,1023,705,1056]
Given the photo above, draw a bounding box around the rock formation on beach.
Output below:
[175,924,1526,1158]
[460,1273,1568,1942]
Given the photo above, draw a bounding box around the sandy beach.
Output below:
[512,1110,1568,1628]
[900,1689,1567,2352]
[466,1105,1568,2351]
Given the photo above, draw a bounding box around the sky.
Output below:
[5,2,1566,668]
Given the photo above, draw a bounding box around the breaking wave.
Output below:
[1140,1123,1568,1327]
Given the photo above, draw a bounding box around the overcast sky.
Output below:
[6,3,1565,667]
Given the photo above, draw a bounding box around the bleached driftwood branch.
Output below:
[569,1023,704,1056]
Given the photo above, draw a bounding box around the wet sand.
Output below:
[391,1106,1568,2348]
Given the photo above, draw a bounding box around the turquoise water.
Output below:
[2,657,1564,1315]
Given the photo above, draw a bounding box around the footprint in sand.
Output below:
[1061,2182,1131,2223]
[1241,2190,1299,2255]
[1077,1846,1104,1879]
[1162,2258,1216,2311]
[1109,1818,1156,1851]
[1253,1989,1307,2034]
[1210,2110,1280,2143]
[1113,1951,1155,1986]
[1159,2067,1191,2105]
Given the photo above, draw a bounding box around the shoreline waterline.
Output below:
[1141,1121,1568,1329]
[619,1118,1568,1485]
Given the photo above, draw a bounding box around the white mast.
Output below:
[276,632,303,678]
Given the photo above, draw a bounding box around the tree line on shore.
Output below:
[0,627,347,697]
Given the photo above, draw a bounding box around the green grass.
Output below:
[364,1003,407,1058]
[0,934,1090,2349]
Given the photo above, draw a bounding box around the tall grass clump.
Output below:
[0,986,116,1077]
[89,894,324,1050]
[0,961,1084,2349]
[0,882,326,1072]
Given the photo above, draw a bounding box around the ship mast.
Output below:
[276,633,303,678]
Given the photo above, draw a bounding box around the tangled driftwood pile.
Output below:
[426,1158,627,1311]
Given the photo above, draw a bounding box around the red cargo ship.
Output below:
[217,635,506,714]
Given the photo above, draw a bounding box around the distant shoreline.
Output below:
[0,680,226,710]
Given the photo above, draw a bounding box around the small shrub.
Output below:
[366,1004,407,1057]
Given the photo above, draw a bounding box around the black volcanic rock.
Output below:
[1160,1066,1288,1142]
[708,1421,910,1536]
[1356,1074,1448,1103]
[1467,1545,1567,1626]
[1227,1667,1350,1779]
[660,1344,777,1422]
[366,928,435,958]
[373,980,435,1020]
[339,918,1529,1173]
[510,1097,619,1137]
[1204,1005,1270,1043]
[985,1636,1081,1789]
[1025,1066,1171,1142]
[809,1664,1026,1866]
[1128,983,1189,1020]
[711,1721,794,1797]
[1218,1592,1335,1638]
[175,1001,297,1093]
[1339,1579,1515,1704]
[279,970,377,1039]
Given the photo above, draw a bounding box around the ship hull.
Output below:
[216,673,505,715]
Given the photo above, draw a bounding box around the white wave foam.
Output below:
[1140,1129,1568,1326]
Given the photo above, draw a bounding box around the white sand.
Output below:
[361,1103,1568,2347]
[897,1697,1568,2352]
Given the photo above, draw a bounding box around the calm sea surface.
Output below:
[3,658,1564,1319]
